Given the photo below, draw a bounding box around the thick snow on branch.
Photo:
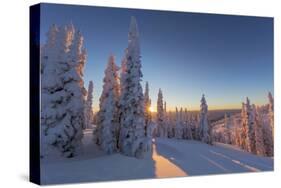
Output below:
[119,17,149,158]
[41,24,87,158]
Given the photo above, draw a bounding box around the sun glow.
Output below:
[149,106,156,112]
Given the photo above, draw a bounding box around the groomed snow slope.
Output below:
[41,129,273,185]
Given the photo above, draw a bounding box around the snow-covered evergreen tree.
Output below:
[119,17,149,158]
[118,49,128,134]
[163,101,169,137]
[84,81,94,129]
[190,114,198,140]
[233,118,242,147]
[175,107,183,139]
[179,108,184,138]
[184,108,188,122]
[41,24,87,158]
[268,92,274,139]
[198,95,212,144]
[224,113,231,144]
[144,81,152,136]
[262,121,274,157]
[96,55,120,154]
[259,104,273,156]
[167,111,174,138]
[253,105,265,156]
[156,89,166,137]
[240,102,248,150]
[245,98,256,153]
[183,108,193,139]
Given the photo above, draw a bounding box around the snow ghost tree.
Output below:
[157,89,166,137]
[183,108,193,140]
[233,118,242,147]
[41,24,87,158]
[268,92,274,139]
[167,111,174,138]
[224,113,232,144]
[163,101,170,137]
[240,102,248,150]
[260,102,273,156]
[190,114,198,140]
[84,80,94,129]
[253,105,265,156]
[198,95,212,144]
[245,98,256,153]
[119,17,149,158]
[262,119,274,157]
[96,55,120,154]
[175,107,183,139]
[118,49,128,125]
[144,81,152,136]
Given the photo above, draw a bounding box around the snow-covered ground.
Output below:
[41,129,273,185]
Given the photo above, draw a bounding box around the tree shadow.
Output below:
[153,138,225,176]
[152,139,188,178]
[40,150,157,185]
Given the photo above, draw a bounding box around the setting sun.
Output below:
[149,106,156,112]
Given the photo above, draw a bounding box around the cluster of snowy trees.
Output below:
[41,17,151,159]
[155,93,212,144]
[212,92,274,157]
[94,17,151,158]
[40,20,273,159]
[41,24,88,158]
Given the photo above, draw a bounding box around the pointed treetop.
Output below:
[201,94,206,104]
[144,82,151,105]
[74,30,83,48]
[157,88,163,108]
[67,22,75,37]
[105,54,119,75]
[268,91,273,98]
[46,24,58,47]
[128,16,140,56]
[145,81,149,95]
[86,80,94,102]
[108,54,115,64]
[268,92,273,104]
[246,97,250,105]
[200,94,208,113]
[129,16,139,38]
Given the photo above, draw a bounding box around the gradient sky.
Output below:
[40,3,273,111]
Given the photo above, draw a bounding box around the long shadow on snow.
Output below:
[153,138,269,176]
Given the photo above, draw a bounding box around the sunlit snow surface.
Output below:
[41,129,273,185]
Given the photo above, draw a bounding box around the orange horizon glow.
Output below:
[92,105,242,113]
[91,99,270,113]
[149,106,156,112]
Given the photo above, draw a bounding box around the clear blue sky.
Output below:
[40,3,273,111]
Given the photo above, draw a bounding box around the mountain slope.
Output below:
[41,129,273,185]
